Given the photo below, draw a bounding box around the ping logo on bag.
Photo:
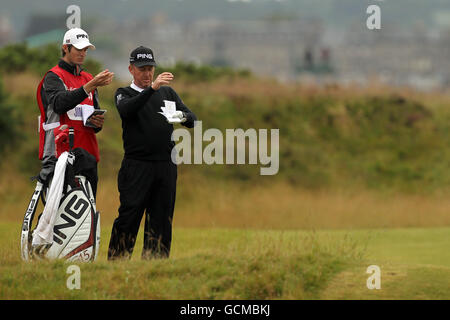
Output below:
[53,194,90,245]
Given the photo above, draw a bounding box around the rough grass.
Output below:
[3,223,450,300]
[0,223,365,300]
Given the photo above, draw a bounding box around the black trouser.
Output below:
[108,158,177,260]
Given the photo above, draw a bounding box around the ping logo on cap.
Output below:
[137,53,153,60]
[76,34,88,39]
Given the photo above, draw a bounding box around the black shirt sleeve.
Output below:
[43,71,89,115]
[169,87,197,128]
[115,87,156,119]
[43,72,103,133]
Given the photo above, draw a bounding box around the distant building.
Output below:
[25,29,65,48]
[22,14,66,39]
[107,16,330,81]
[0,15,13,46]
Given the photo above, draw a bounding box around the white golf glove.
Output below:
[159,108,186,123]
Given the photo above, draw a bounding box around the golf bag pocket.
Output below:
[45,179,99,262]
[23,175,100,262]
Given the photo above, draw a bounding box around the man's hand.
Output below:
[152,72,174,90]
[84,69,114,93]
[88,114,105,128]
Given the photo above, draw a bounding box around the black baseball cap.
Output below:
[129,46,157,67]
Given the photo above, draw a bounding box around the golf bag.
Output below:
[20,127,100,262]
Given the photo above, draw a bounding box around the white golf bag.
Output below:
[21,127,100,262]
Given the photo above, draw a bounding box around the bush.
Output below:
[0,77,21,156]
[0,43,102,76]
[157,61,252,82]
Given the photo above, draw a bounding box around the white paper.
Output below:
[82,105,95,126]
[164,100,176,113]
[158,100,185,123]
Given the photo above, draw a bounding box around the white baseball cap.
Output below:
[62,28,96,50]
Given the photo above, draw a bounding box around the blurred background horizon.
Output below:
[0,0,449,91]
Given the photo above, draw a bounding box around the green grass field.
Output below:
[2,222,450,300]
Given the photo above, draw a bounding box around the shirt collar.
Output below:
[58,59,83,76]
[130,81,145,92]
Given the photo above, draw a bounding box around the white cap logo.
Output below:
[63,28,96,50]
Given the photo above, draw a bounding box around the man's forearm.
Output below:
[180,108,197,128]
[52,87,88,114]
[44,72,88,115]
[83,81,97,94]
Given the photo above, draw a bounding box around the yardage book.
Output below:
[83,107,107,128]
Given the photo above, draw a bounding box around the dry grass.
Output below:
[171,176,450,230]
[3,72,41,97]
[172,76,450,107]
[4,166,450,230]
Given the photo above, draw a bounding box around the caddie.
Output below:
[36,27,114,197]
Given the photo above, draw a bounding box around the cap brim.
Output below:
[73,41,96,50]
[132,61,157,67]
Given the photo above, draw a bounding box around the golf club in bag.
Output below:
[20,125,100,262]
